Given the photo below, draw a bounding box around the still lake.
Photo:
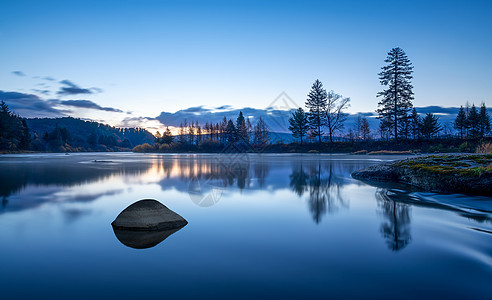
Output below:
[0,153,491,299]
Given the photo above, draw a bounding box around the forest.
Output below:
[0,100,154,152]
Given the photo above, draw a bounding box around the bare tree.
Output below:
[325,90,350,142]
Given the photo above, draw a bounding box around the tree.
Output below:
[377,47,414,141]
[253,117,269,145]
[305,80,327,144]
[454,106,467,139]
[178,122,186,143]
[161,127,174,144]
[325,90,350,142]
[360,117,370,140]
[288,108,309,144]
[467,104,480,138]
[420,113,442,139]
[408,108,421,140]
[236,111,249,143]
[195,121,202,144]
[154,131,162,143]
[225,119,238,144]
[479,103,491,137]
[378,117,392,141]
[246,118,253,144]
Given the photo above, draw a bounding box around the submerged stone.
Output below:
[111,199,188,231]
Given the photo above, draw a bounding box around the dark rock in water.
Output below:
[351,162,398,182]
[111,199,188,230]
[113,227,184,249]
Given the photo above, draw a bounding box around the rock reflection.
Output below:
[290,160,349,224]
[376,189,412,251]
[113,227,184,249]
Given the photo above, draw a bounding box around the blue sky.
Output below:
[0,0,491,131]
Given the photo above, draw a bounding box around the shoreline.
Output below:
[351,154,492,196]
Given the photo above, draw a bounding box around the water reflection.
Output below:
[290,160,349,224]
[376,188,412,251]
[0,159,153,213]
[113,227,185,249]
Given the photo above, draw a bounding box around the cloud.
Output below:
[118,116,158,128]
[43,76,55,81]
[12,71,25,77]
[31,89,51,95]
[215,105,232,110]
[56,99,123,113]
[0,90,124,118]
[57,80,93,96]
[0,90,67,118]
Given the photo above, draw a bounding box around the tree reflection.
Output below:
[289,165,308,196]
[290,160,349,224]
[376,189,412,251]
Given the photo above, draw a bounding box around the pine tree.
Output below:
[325,90,350,142]
[420,113,442,139]
[377,47,414,141]
[288,107,309,144]
[225,119,237,144]
[408,108,421,140]
[479,103,491,137]
[305,80,327,144]
[454,106,467,139]
[236,111,249,143]
[468,104,480,138]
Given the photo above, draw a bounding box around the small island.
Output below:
[351,154,492,196]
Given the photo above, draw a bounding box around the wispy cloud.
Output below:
[57,80,93,96]
[12,71,26,77]
[56,99,122,113]
[31,89,51,96]
[0,90,67,118]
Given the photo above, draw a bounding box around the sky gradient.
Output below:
[1,0,491,132]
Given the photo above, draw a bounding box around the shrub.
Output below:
[476,142,492,154]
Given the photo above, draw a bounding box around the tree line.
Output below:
[288,47,490,144]
[137,112,271,152]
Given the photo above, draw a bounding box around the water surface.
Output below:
[0,153,491,299]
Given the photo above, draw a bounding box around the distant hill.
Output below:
[26,117,155,151]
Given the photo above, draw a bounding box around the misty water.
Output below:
[0,153,491,299]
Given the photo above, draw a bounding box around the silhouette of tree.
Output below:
[377,47,414,141]
[288,107,309,144]
[253,117,269,145]
[161,127,174,144]
[408,108,421,140]
[454,106,467,139]
[236,111,249,143]
[0,100,31,151]
[420,113,442,139]
[360,117,370,140]
[305,80,328,144]
[325,90,350,142]
[467,104,480,138]
[225,119,238,144]
[479,103,491,137]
